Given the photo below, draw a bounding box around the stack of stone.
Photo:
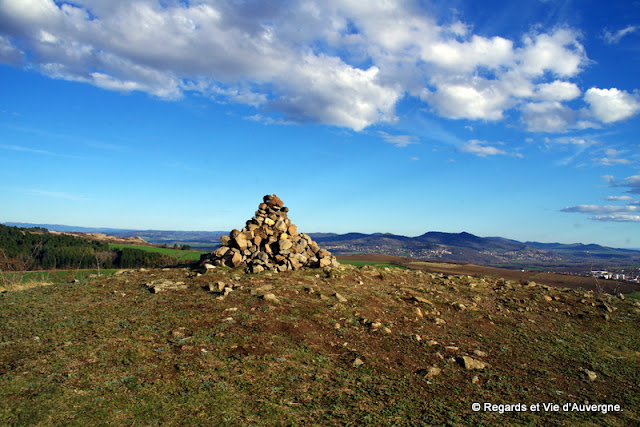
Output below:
[201,194,339,273]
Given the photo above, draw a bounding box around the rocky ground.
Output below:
[1,263,639,425]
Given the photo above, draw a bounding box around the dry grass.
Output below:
[1,264,639,426]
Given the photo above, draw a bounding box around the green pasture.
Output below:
[109,244,206,262]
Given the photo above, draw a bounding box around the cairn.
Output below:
[200,194,339,273]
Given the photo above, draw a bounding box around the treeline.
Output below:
[0,224,177,271]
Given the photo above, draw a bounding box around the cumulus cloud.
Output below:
[532,80,580,101]
[584,88,640,123]
[0,34,23,65]
[521,101,577,132]
[0,0,634,132]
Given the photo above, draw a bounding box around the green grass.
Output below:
[628,292,640,300]
[338,260,406,269]
[109,244,206,262]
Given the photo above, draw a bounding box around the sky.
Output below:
[0,0,639,248]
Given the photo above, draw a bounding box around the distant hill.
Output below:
[308,231,640,269]
[5,223,640,269]
[4,223,226,251]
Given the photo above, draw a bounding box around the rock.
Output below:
[457,356,487,370]
[352,358,364,367]
[200,263,215,274]
[334,292,348,303]
[581,368,597,381]
[146,280,187,293]
[204,194,338,273]
[424,366,442,378]
[278,239,293,251]
[412,296,433,304]
[230,251,243,268]
[214,246,230,257]
[264,194,284,209]
[261,293,280,304]
[473,350,488,357]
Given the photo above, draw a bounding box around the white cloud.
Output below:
[378,131,418,147]
[598,157,632,166]
[603,25,639,44]
[532,80,580,101]
[459,139,522,158]
[0,34,23,64]
[521,101,576,132]
[0,0,634,132]
[591,214,640,223]
[422,80,510,121]
[605,196,633,201]
[516,28,587,78]
[561,205,638,214]
[584,88,640,123]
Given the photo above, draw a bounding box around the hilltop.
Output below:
[1,263,639,425]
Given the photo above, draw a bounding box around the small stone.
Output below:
[334,292,348,303]
[473,350,488,357]
[412,296,433,304]
[472,375,480,384]
[543,295,553,302]
[426,366,441,378]
[582,368,597,382]
[352,358,364,367]
[458,356,487,370]
[414,307,424,318]
[262,293,280,304]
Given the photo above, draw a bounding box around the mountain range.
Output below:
[4,222,640,270]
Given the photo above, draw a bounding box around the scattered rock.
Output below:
[334,292,348,303]
[417,366,442,378]
[261,293,280,304]
[581,368,597,382]
[352,358,364,368]
[473,350,488,357]
[457,356,487,370]
[146,280,187,293]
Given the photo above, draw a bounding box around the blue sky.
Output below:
[1,0,639,248]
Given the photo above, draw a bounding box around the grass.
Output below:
[0,269,118,292]
[1,265,639,425]
[338,260,407,269]
[109,244,206,262]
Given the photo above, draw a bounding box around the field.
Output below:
[337,254,640,294]
[1,262,639,425]
[109,244,206,263]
